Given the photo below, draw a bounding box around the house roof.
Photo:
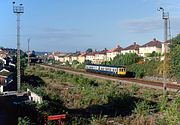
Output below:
[86,52,96,56]
[141,38,162,48]
[123,42,140,50]
[65,53,72,57]
[96,49,108,55]
[107,45,123,53]
[71,53,80,57]
[0,71,13,77]
[78,52,86,57]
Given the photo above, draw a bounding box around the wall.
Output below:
[27,89,43,104]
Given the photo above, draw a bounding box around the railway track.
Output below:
[38,64,180,92]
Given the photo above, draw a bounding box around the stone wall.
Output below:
[27,88,43,104]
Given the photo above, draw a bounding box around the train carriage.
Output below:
[85,64,126,76]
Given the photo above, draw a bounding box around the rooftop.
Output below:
[107,45,123,53]
[123,42,140,50]
[0,71,13,77]
[141,38,162,48]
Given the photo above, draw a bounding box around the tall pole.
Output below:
[27,38,30,67]
[158,7,169,95]
[13,2,24,92]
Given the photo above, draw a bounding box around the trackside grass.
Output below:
[20,65,180,125]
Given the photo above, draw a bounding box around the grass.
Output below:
[22,65,180,125]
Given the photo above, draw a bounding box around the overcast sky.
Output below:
[0,0,180,52]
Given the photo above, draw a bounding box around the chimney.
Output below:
[153,38,156,41]
[134,42,136,45]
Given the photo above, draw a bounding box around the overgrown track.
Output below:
[38,64,180,92]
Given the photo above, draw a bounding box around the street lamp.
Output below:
[158,7,169,94]
[13,2,24,92]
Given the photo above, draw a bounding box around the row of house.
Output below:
[50,38,168,64]
[0,49,15,93]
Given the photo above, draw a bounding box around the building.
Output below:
[121,42,140,55]
[64,54,72,64]
[0,58,7,66]
[85,52,96,64]
[0,49,7,58]
[94,49,108,64]
[106,45,123,61]
[71,53,80,62]
[78,52,86,63]
[139,38,162,57]
[0,71,13,86]
[54,53,66,63]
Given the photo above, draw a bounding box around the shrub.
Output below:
[130,84,140,94]
[18,116,31,125]
[133,101,151,117]
[156,97,180,125]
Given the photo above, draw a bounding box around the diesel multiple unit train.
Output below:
[85,64,126,76]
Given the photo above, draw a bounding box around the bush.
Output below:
[127,60,162,78]
[156,97,180,125]
[18,116,31,125]
[133,101,152,117]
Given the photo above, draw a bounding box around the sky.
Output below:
[0,0,180,52]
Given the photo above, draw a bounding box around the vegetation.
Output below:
[86,48,93,53]
[103,53,141,66]
[169,34,180,80]
[22,65,180,124]
[127,60,162,78]
[18,117,31,125]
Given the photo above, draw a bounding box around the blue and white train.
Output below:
[85,64,126,76]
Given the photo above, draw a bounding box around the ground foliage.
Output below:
[22,66,180,125]
[169,34,180,80]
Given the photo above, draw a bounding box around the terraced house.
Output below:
[78,52,86,64]
[51,38,168,64]
[121,42,140,55]
[94,49,108,64]
[139,38,162,57]
[106,45,123,61]
[85,52,96,64]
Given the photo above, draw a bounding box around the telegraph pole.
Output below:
[158,7,169,95]
[27,38,30,67]
[13,2,24,92]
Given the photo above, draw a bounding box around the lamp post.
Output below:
[158,7,169,95]
[13,2,24,92]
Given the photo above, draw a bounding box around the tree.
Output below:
[65,61,70,67]
[86,48,93,53]
[147,51,161,61]
[111,53,141,66]
[72,60,79,65]
[169,34,180,79]
[84,60,92,65]
[30,50,36,57]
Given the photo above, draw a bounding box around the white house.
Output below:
[94,49,108,64]
[139,38,162,57]
[85,52,96,63]
[78,52,86,63]
[106,45,123,61]
[121,42,140,55]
